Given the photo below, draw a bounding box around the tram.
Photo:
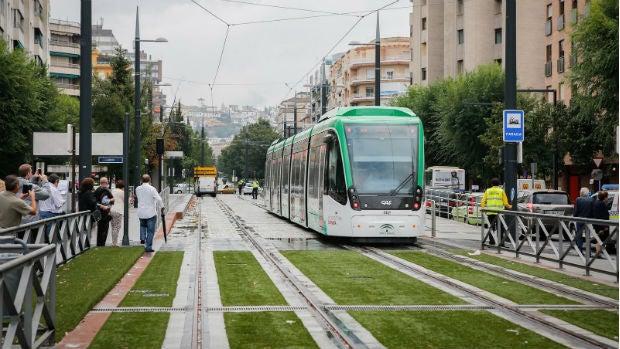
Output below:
[264,106,425,239]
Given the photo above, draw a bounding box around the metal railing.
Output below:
[0,211,93,265]
[0,212,93,347]
[481,209,619,280]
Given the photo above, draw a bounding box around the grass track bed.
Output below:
[225,312,318,349]
[281,250,464,305]
[389,251,579,305]
[55,247,144,341]
[350,310,565,349]
[120,251,184,307]
[214,251,287,306]
[89,312,169,349]
[452,249,619,299]
[540,309,619,340]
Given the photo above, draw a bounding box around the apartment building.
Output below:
[329,37,411,107]
[277,92,310,137]
[410,0,545,94]
[49,18,80,96]
[0,0,49,66]
[544,0,589,105]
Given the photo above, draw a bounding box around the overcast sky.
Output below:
[51,0,411,108]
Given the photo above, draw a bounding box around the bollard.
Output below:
[431,200,436,237]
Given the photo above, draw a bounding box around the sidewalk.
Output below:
[56,194,193,349]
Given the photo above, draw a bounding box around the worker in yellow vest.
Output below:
[237,179,245,195]
[251,179,259,199]
[481,177,512,245]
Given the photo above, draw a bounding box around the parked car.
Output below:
[516,189,573,238]
[242,182,255,195]
[172,183,190,194]
[426,188,459,218]
[451,192,487,225]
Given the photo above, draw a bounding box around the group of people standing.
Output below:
[573,188,611,255]
[0,164,163,254]
[236,178,260,199]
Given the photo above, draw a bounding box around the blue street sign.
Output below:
[98,156,123,163]
[503,109,524,142]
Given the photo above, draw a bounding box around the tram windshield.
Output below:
[345,124,419,195]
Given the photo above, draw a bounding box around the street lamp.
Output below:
[134,6,167,204]
[349,11,381,106]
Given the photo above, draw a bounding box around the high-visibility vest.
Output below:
[484,187,505,215]
[238,180,244,186]
[252,181,259,188]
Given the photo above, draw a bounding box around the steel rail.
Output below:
[353,245,616,349]
[213,197,363,349]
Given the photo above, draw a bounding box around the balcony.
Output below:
[557,57,565,73]
[545,61,552,77]
[349,55,411,68]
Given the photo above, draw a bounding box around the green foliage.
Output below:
[282,250,463,305]
[390,251,577,305]
[0,39,59,177]
[225,312,318,349]
[214,251,287,306]
[218,118,279,179]
[55,247,144,341]
[567,0,619,163]
[352,311,565,349]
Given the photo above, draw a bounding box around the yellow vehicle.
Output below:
[194,166,217,197]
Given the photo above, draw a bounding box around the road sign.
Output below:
[593,157,603,168]
[98,156,123,163]
[503,110,524,142]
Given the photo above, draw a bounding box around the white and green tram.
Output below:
[264,106,425,240]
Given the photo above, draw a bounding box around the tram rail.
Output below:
[349,245,617,349]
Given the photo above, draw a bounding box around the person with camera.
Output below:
[17,164,50,225]
[0,175,37,229]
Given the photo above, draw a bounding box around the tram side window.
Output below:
[327,138,347,205]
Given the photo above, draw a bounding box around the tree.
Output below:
[0,39,59,177]
[218,119,279,179]
[568,0,618,164]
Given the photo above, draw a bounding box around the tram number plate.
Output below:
[384,211,391,215]
[544,210,562,215]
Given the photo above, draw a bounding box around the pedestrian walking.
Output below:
[109,179,125,246]
[135,174,164,253]
[39,174,66,235]
[238,178,245,195]
[590,190,610,255]
[0,175,37,229]
[94,177,114,246]
[573,187,594,251]
[481,177,512,245]
[251,179,259,199]
[17,164,50,225]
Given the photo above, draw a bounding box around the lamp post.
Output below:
[349,11,381,106]
[133,6,167,203]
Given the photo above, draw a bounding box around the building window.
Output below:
[457,29,464,44]
[545,4,553,36]
[421,42,427,56]
[365,87,374,97]
[422,17,427,30]
[494,58,502,66]
[457,60,464,74]
[494,0,502,14]
[547,4,553,18]
[386,70,394,80]
[421,68,427,81]
[557,39,565,73]
[457,0,464,16]
[558,0,565,31]
[494,28,502,44]
[559,0,565,15]
[545,44,552,77]
[559,82,565,101]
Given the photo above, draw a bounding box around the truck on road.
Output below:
[194,166,218,197]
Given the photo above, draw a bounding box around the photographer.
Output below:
[17,164,50,224]
[0,175,37,228]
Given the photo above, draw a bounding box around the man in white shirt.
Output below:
[39,174,67,235]
[135,174,164,253]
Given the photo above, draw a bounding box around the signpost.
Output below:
[503,110,524,142]
[98,156,123,163]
